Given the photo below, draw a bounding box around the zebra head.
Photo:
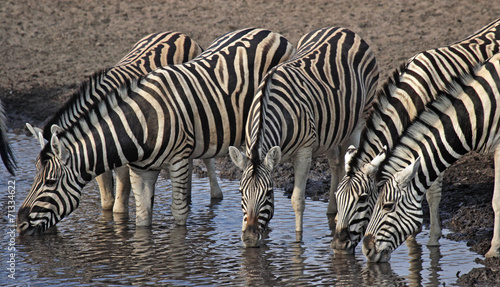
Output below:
[18,128,83,235]
[332,145,386,254]
[229,146,281,247]
[363,158,422,262]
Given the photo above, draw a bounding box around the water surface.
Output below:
[0,132,484,286]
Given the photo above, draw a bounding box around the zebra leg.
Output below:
[292,148,312,242]
[129,167,160,227]
[204,158,223,199]
[486,146,500,257]
[326,146,341,215]
[169,158,192,226]
[95,171,115,210]
[187,159,193,199]
[113,165,131,213]
[426,173,443,246]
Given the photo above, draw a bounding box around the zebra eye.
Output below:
[358,194,368,203]
[45,179,57,187]
[383,202,395,212]
[266,188,273,198]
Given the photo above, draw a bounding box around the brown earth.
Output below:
[1,0,499,285]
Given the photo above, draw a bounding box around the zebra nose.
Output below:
[331,228,354,253]
[17,206,35,235]
[242,223,262,248]
[362,233,375,256]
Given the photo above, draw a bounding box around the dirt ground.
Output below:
[1,0,500,285]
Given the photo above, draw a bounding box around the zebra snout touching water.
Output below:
[230,27,379,247]
[363,53,500,262]
[332,18,500,255]
[24,31,224,216]
[17,28,295,235]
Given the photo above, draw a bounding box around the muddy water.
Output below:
[0,132,484,286]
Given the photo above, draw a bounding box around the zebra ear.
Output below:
[264,146,281,170]
[26,123,45,149]
[50,133,69,164]
[395,157,421,186]
[344,145,357,173]
[229,146,247,170]
[51,124,64,135]
[361,145,387,176]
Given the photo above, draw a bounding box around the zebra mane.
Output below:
[246,67,277,166]
[49,75,139,145]
[42,68,112,139]
[376,62,483,182]
[348,62,410,171]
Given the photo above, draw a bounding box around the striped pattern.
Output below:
[363,53,500,262]
[43,31,203,138]
[230,27,379,247]
[31,32,204,213]
[0,101,15,175]
[332,18,500,254]
[17,28,295,235]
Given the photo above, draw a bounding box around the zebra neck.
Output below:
[381,56,500,195]
[43,69,119,139]
[350,24,500,172]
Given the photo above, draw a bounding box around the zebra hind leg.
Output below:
[130,167,161,227]
[326,146,341,215]
[203,158,223,199]
[486,145,500,258]
[113,165,131,213]
[95,171,115,210]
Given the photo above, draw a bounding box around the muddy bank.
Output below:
[2,0,499,285]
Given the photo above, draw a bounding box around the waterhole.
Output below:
[0,132,483,286]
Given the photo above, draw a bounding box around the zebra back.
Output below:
[246,27,379,164]
[42,31,203,139]
[349,18,500,171]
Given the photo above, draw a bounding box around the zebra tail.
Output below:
[0,101,16,175]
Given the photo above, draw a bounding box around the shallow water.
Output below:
[0,132,484,286]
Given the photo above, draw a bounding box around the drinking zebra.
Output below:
[17,28,295,235]
[229,27,379,247]
[363,53,500,262]
[0,102,15,175]
[25,31,225,214]
[332,18,500,254]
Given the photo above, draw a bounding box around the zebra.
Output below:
[17,28,295,235]
[25,31,224,214]
[0,101,16,175]
[229,27,379,247]
[331,18,500,254]
[363,53,500,262]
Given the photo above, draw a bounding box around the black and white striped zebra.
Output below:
[25,31,224,214]
[17,28,295,235]
[363,53,500,262]
[0,101,16,175]
[229,27,379,247]
[332,18,500,254]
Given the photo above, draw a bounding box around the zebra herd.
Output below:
[6,18,500,263]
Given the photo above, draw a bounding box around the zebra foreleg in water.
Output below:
[17,28,295,235]
[230,27,379,247]
[363,53,500,262]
